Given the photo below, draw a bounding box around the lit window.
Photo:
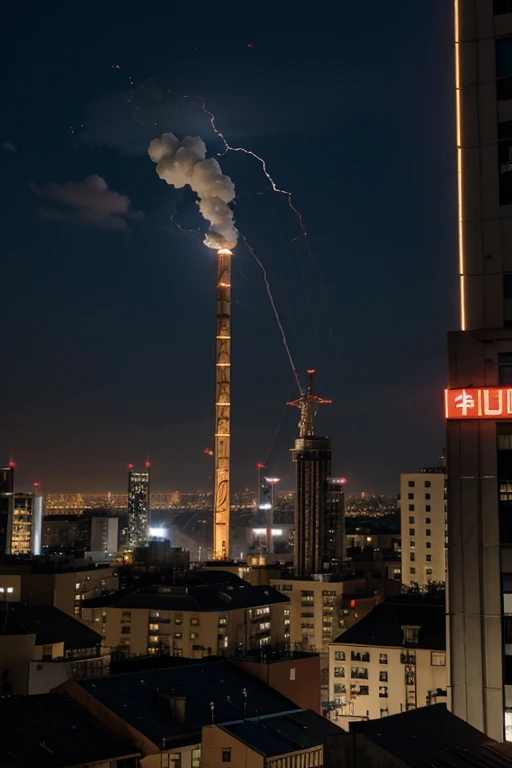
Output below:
[379,686,388,698]
[0,588,4,593]
[334,650,345,661]
[334,667,345,677]
[191,618,200,626]
[431,652,446,666]
[289,668,295,681]
[379,653,388,664]
[190,632,199,639]
[6,588,13,594]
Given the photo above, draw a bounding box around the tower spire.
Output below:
[287,369,332,437]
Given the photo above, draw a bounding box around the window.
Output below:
[379,671,388,682]
[191,618,200,626]
[425,493,431,500]
[409,505,415,512]
[408,481,415,487]
[334,650,345,661]
[334,667,345,677]
[222,749,232,762]
[495,0,512,14]
[403,626,419,644]
[149,623,159,631]
[175,617,182,625]
[379,653,388,664]
[149,635,159,643]
[426,568,433,576]
[281,584,293,591]
[408,493,414,500]
[75,582,80,589]
[431,652,446,666]
[410,541,415,548]
[290,668,296,680]
[409,528,415,536]
[499,352,512,385]
[410,567,416,575]
[426,516,431,523]
[121,626,131,634]
[6,587,13,594]
[426,555,432,562]
[498,38,512,101]
[350,684,369,695]
[379,686,389,698]
[426,542,431,549]
[351,667,368,679]
[192,748,201,768]
[173,632,182,639]
[426,529,431,536]
[190,632,199,639]
[408,516,415,524]
[410,552,415,562]
[426,506,431,513]
[425,480,431,488]
[334,683,346,694]
[499,434,512,450]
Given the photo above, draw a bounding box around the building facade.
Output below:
[127,465,150,547]
[9,492,43,556]
[446,0,512,741]
[400,470,446,588]
[0,464,14,555]
[327,600,447,725]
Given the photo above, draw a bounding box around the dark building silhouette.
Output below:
[288,371,344,576]
[0,464,15,555]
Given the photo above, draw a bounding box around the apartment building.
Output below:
[81,573,288,658]
[0,562,118,617]
[0,604,108,696]
[400,469,446,588]
[327,598,447,724]
[271,576,381,654]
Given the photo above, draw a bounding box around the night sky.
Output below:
[0,2,457,495]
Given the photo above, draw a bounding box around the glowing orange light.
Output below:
[350,599,356,609]
[445,386,512,419]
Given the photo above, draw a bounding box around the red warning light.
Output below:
[340,477,347,485]
[203,449,214,456]
[9,462,16,469]
[128,463,133,470]
[145,461,151,468]
[350,599,356,609]
[307,369,316,374]
[257,463,264,469]
[34,482,40,488]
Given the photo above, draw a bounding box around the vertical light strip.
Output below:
[454,0,466,330]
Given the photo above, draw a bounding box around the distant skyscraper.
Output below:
[288,370,344,576]
[0,464,15,555]
[10,489,43,556]
[258,464,272,513]
[127,463,150,547]
[400,467,446,589]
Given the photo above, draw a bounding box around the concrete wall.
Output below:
[201,725,263,768]
[232,654,321,713]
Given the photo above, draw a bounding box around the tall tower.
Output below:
[0,462,15,555]
[214,248,232,560]
[288,370,342,577]
[127,463,151,547]
[445,0,512,741]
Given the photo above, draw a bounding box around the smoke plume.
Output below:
[148,133,237,250]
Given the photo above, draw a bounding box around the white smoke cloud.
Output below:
[148,133,237,250]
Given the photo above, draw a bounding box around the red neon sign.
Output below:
[445,387,512,419]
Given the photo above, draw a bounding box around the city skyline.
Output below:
[1,1,455,496]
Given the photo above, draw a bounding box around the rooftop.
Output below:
[0,558,115,575]
[0,693,137,767]
[347,704,506,768]
[333,598,445,649]
[83,580,289,613]
[0,603,102,649]
[221,709,342,757]
[76,659,301,746]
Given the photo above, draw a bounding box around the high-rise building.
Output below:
[0,464,14,555]
[127,464,150,547]
[446,0,512,741]
[9,490,43,556]
[288,370,344,576]
[400,469,446,589]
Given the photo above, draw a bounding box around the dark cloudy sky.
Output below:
[0,1,456,495]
